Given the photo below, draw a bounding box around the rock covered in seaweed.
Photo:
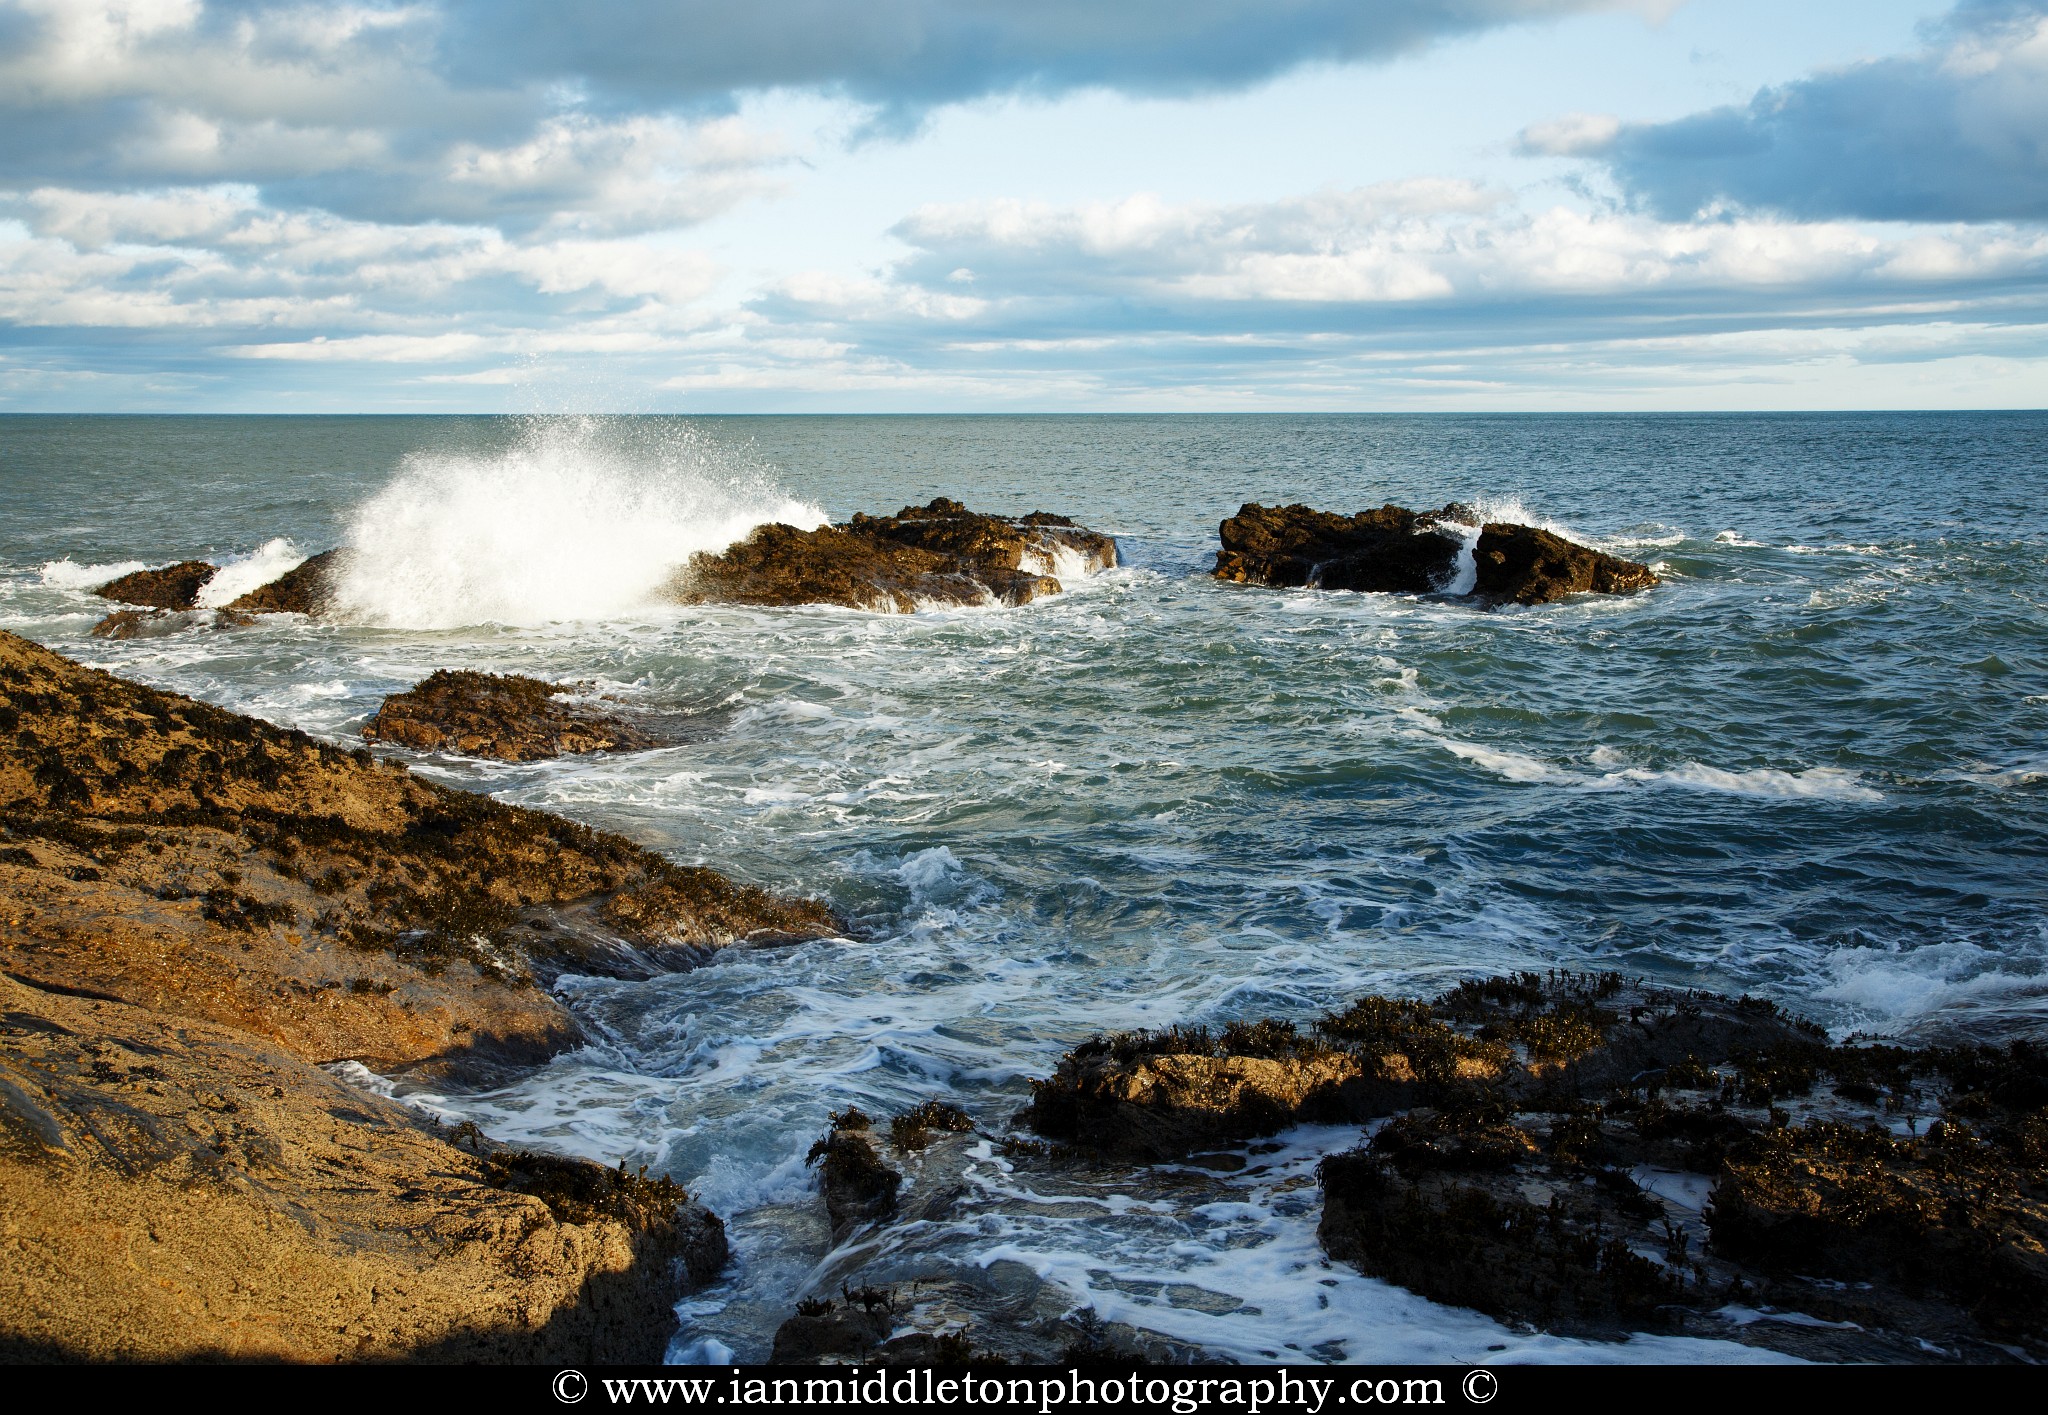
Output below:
[1025,970,2048,1361]
[673,498,1117,612]
[362,670,664,763]
[1214,501,1657,605]
[0,629,839,1079]
[806,1106,903,1238]
[227,546,349,615]
[93,559,217,609]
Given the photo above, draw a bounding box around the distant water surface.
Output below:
[3,411,2044,1362]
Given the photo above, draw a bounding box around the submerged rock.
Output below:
[93,559,216,610]
[673,498,1117,612]
[1214,501,1657,605]
[362,670,664,763]
[227,546,348,615]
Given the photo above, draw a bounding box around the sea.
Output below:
[2,411,2044,1363]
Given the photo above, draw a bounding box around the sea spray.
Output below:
[336,417,824,628]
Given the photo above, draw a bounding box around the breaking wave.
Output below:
[336,417,824,629]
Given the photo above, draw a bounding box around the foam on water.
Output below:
[39,557,147,590]
[336,417,824,629]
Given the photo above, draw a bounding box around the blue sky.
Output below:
[1,0,2043,411]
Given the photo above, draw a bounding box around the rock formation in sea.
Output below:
[93,559,217,610]
[226,546,349,614]
[362,670,665,762]
[0,630,838,1360]
[1014,972,2048,1362]
[1214,502,1658,605]
[672,498,1117,612]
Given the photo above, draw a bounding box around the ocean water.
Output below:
[3,411,2044,1363]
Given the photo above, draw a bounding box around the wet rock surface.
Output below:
[1024,971,2048,1362]
[1214,501,1657,605]
[0,630,842,1358]
[92,559,217,610]
[226,546,349,615]
[362,670,669,763]
[768,1101,1197,1366]
[673,499,1117,612]
[1472,522,1661,605]
[1215,503,1470,594]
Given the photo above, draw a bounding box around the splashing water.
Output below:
[336,418,824,628]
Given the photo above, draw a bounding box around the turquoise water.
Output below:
[3,411,2044,1361]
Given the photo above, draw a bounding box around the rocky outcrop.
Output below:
[806,1106,903,1238]
[362,670,664,763]
[1214,503,1471,594]
[1024,971,2047,1361]
[93,560,216,610]
[768,1101,1194,1366]
[673,499,1117,612]
[0,971,725,1362]
[0,630,848,1359]
[227,547,348,615]
[1214,501,1657,605]
[0,630,839,1080]
[1471,522,1660,605]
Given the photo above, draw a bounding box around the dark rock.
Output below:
[227,547,348,615]
[1472,522,1661,605]
[90,608,170,639]
[1034,969,2044,1359]
[1708,1102,2048,1334]
[890,1099,977,1152]
[1214,502,1465,592]
[807,1107,902,1237]
[93,560,216,610]
[673,499,1116,612]
[1214,500,1658,605]
[361,670,664,763]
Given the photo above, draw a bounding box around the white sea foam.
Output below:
[1607,762,1883,802]
[39,557,147,590]
[335,417,824,628]
[195,538,307,607]
[1814,936,2048,1036]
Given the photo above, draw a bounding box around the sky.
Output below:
[1,0,2044,411]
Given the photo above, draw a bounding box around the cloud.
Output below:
[0,0,1623,230]
[1548,0,2048,221]
[437,1,1633,127]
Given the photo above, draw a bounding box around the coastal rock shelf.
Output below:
[1011,973,2048,1362]
[0,631,839,1360]
[671,498,1118,612]
[362,669,668,763]
[88,547,349,636]
[1214,501,1658,605]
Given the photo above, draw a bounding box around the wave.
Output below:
[196,538,307,608]
[39,557,147,590]
[335,417,824,629]
[1422,726,1883,801]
